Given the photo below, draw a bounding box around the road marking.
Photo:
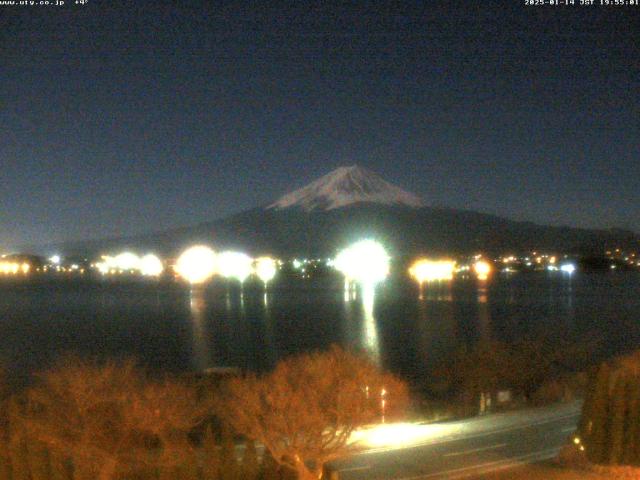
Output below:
[338,465,371,473]
[395,447,559,479]
[442,442,506,457]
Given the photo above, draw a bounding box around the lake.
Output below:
[1,272,639,385]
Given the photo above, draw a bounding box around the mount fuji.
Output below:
[34,166,638,258]
[268,165,424,211]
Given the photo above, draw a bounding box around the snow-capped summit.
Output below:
[267,165,425,211]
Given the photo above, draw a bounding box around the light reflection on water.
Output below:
[1,273,640,381]
[361,283,380,365]
[189,287,212,371]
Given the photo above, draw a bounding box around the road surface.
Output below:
[331,401,581,479]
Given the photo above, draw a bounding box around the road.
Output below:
[331,401,581,479]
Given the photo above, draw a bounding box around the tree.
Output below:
[23,357,206,480]
[579,352,640,466]
[608,374,627,464]
[582,362,612,464]
[242,439,260,480]
[218,346,409,480]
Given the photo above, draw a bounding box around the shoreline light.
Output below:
[255,256,277,285]
[217,251,253,283]
[175,246,217,284]
[334,239,390,285]
[114,252,141,271]
[140,254,164,276]
[473,260,492,281]
[560,263,576,274]
[409,259,456,284]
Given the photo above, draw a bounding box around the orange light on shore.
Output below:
[0,261,30,275]
[473,260,492,280]
[409,259,456,284]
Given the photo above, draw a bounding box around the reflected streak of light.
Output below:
[189,287,212,372]
[362,282,381,365]
[477,284,491,342]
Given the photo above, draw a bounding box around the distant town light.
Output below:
[49,255,61,265]
[560,263,576,274]
[409,259,456,284]
[217,251,253,283]
[334,239,390,285]
[255,256,277,285]
[175,245,217,284]
[140,254,164,276]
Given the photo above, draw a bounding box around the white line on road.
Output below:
[395,447,560,480]
[339,465,371,473]
[443,442,507,458]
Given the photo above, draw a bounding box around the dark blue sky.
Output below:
[1,1,639,249]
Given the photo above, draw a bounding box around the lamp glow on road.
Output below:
[254,256,277,285]
[217,251,253,283]
[350,422,464,451]
[175,246,217,284]
[140,254,164,276]
[409,259,456,284]
[334,239,390,284]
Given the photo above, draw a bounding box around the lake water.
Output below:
[1,272,639,385]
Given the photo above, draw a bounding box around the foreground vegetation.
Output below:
[0,347,408,480]
[428,334,601,416]
[577,350,640,467]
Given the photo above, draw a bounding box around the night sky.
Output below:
[2,1,639,250]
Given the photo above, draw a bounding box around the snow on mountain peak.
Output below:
[267,165,425,211]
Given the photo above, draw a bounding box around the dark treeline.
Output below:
[0,358,276,480]
[429,333,602,412]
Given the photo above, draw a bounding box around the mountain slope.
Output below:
[27,166,639,258]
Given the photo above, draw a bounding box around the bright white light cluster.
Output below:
[139,254,164,276]
[409,259,456,284]
[217,251,253,283]
[254,256,277,284]
[174,247,279,285]
[560,263,576,274]
[96,252,164,277]
[334,239,390,284]
[175,246,217,284]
